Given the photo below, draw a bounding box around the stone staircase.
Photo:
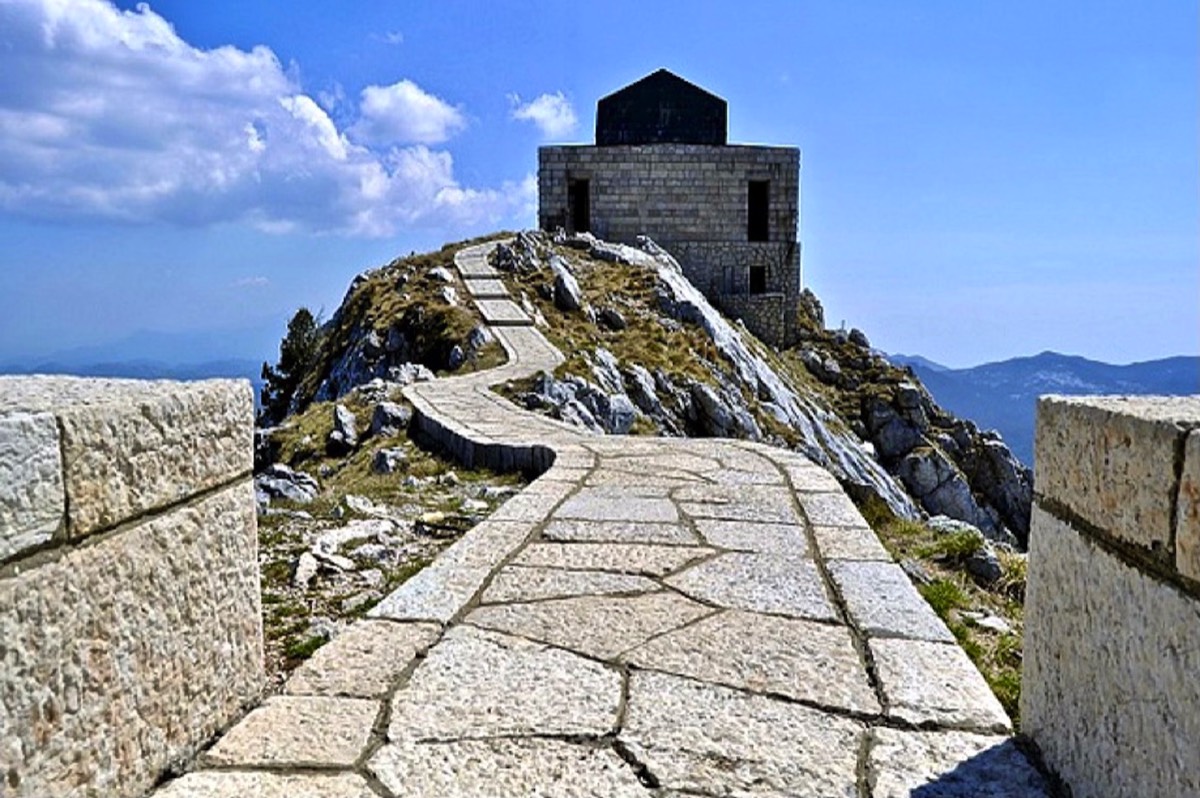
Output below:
[150,242,1052,796]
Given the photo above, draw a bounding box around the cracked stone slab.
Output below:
[555,490,680,522]
[801,491,869,528]
[666,551,837,621]
[389,626,620,740]
[482,565,660,603]
[203,695,378,767]
[867,728,1052,797]
[152,771,376,798]
[693,519,809,555]
[513,542,711,576]
[285,620,440,698]
[369,737,649,797]
[621,670,863,797]
[811,524,892,561]
[624,610,879,714]
[871,638,1012,733]
[542,518,697,545]
[467,592,713,660]
[828,560,953,641]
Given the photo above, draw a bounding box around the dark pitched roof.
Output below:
[596,69,728,146]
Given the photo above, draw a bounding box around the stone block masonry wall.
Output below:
[0,376,262,798]
[539,144,802,346]
[1022,395,1200,798]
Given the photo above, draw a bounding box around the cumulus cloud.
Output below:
[0,0,527,236]
[351,80,467,146]
[510,91,578,138]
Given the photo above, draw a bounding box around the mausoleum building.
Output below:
[538,69,803,346]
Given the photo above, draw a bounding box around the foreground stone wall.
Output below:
[0,376,262,798]
[1022,395,1200,798]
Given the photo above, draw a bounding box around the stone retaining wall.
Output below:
[0,376,262,798]
[1022,395,1200,797]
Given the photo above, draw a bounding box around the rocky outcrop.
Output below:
[796,331,1032,545]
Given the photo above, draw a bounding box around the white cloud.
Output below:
[510,91,578,139]
[375,30,404,45]
[351,80,466,146]
[231,276,269,288]
[0,0,526,236]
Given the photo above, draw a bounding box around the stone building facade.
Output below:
[538,69,802,347]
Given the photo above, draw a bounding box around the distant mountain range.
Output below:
[889,351,1200,465]
[0,327,276,407]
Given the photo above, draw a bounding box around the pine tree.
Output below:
[260,307,319,424]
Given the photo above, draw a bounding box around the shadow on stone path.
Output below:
[152,242,1053,797]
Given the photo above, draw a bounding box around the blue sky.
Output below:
[0,0,1195,368]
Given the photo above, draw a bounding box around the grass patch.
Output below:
[865,510,1028,725]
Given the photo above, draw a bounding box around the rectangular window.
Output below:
[747,180,769,241]
[569,179,590,233]
[749,265,768,294]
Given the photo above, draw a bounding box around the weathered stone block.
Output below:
[1022,507,1200,798]
[0,410,63,562]
[50,378,252,537]
[1035,395,1200,555]
[0,481,262,798]
[1177,429,1200,582]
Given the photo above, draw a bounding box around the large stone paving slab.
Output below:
[828,560,954,641]
[462,277,509,297]
[621,671,863,797]
[153,771,376,798]
[693,518,809,554]
[801,490,871,528]
[812,523,892,561]
[678,487,803,524]
[203,695,377,767]
[624,610,879,714]
[475,298,533,325]
[871,638,1011,733]
[513,542,712,576]
[467,592,713,660]
[666,551,837,620]
[867,728,1052,797]
[542,518,698,544]
[556,490,680,522]
[285,620,440,698]
[482,565,660,603]
[389,626,620,740]
[369,738,649,797]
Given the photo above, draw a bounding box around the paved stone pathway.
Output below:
[152,243,1053,797]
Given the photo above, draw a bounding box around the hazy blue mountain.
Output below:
[889,353,951,373]
[889,351,1199,466]
[0,326,280,408]
[0,357,266,407]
